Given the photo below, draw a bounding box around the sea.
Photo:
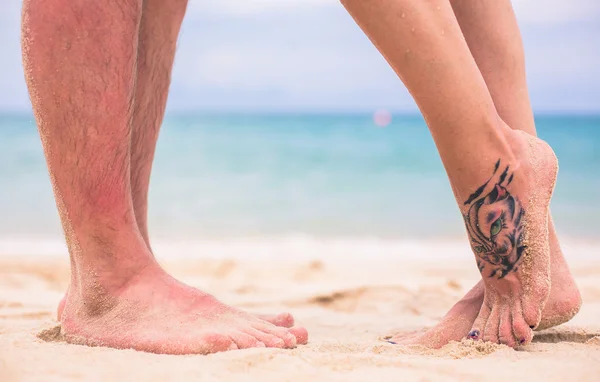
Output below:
[0,113,598,255]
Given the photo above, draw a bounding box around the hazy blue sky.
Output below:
[0,0,598,113]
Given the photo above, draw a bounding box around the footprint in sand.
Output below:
[301,284,462,316]
[0,301,24,309]
[0,311,52,320]
[586,337,600,345]
[533,328,600,344]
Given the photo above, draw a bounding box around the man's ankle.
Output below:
[67,231,157,300]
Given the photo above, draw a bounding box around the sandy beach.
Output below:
[1,238,599,381]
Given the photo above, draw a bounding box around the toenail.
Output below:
[467,330,480,340]
[386,340,397,345]
[529,325,535,329]
[520,337,526,344]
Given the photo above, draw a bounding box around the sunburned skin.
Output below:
[22,0,308,354]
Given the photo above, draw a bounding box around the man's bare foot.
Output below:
[393,131,562,348]
[57,293,296,328]
[59,264,308,355]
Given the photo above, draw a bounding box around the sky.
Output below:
[0,0,598,114]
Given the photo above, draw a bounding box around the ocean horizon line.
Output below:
[1,110,600,119]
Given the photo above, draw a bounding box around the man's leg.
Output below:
[55,0,182,318]
[129,0,295,327]
[129,0,184,251]
[341,0,558,347]
[22,0,306,355]
[55,0,295,328]
[390,0,582,348]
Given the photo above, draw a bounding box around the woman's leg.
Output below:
[341,0,557,347]
[390,0,581,348]
[452,0,581,330]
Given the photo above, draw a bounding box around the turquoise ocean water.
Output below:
[0,113,598,243]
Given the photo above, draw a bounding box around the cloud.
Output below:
[168,4,412,111]
[187,0,333,16]
[513,0,600,24]
[0,1,30,111]
[0,0,598,113]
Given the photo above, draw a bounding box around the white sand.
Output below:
[1,239,599,381]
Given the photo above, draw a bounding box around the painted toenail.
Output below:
[386,340,397,345]
[520,338,526,344]
[529,325,535,329]
[467,330,480,340]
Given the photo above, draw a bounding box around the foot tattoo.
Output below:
[463,159,526,280]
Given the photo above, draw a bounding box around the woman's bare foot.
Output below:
[463,132,558,347]
[57,292,296,328]
[392,131,560,349]
[59,263,308,355]
[390,235,581,349]
[535,221,583,331]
